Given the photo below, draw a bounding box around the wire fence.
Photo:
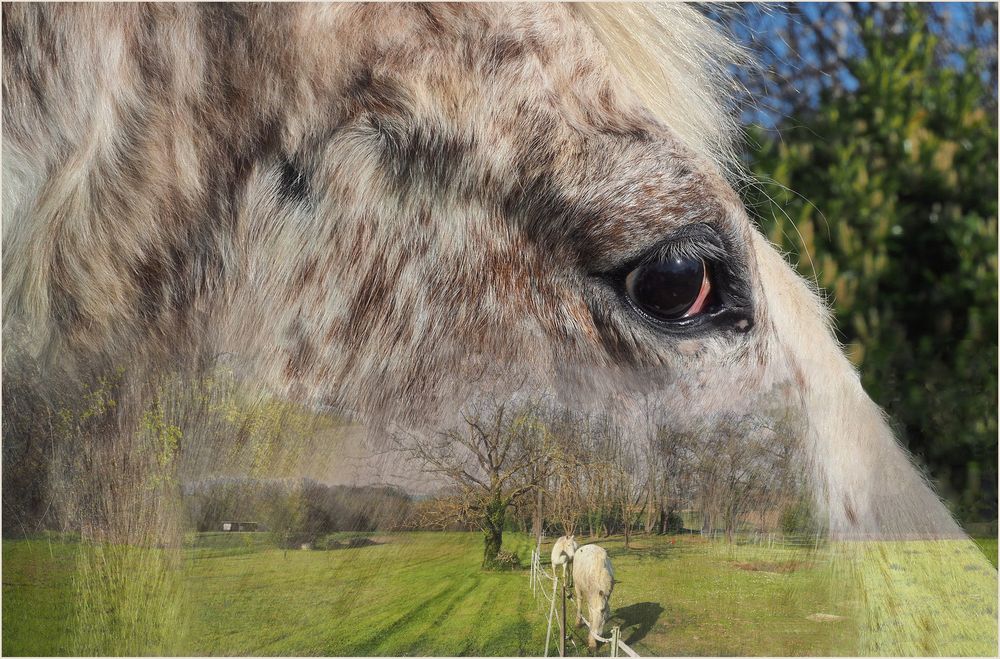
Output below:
[528,531,828,656]
[530,546,640,658]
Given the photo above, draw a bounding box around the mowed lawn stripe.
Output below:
[372,575,484,655]
[344,534,532,655]
[187,541,466,654]
[482,584,542,655]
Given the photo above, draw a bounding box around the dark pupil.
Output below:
[626,256,704,320]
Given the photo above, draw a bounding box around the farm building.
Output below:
[221,521,259,532]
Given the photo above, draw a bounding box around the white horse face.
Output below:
[551,535,578,567]
[6,4,755,428]
[2,1,789,520]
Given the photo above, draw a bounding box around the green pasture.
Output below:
[3,531,996,656]
[972,537,998,569]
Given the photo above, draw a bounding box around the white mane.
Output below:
[576,3,749,178]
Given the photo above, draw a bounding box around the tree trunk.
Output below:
[644,487,656,534]
[482,492,505,568]
[532,488,543,545]
[725,502,735,543]
[483,525,503,567]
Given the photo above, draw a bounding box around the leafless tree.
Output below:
[611,436,647,550]
[684,394,803,542]
[390,395,553,567]
[708,3,997,130]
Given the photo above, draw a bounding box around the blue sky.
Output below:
[721,3,997,129]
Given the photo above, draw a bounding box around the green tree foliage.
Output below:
[745,6,998,523]
[780,497,822,538]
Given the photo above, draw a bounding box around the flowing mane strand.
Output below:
[574,3,749,179]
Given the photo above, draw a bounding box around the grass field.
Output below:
[973,537,998,568]
[3,531,995,656]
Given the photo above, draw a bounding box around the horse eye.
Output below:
[624,256,711,322]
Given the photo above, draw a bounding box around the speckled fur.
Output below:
[0,2,970,542]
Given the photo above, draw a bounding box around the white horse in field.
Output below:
[552,535,615,650]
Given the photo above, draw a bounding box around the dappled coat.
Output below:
[2,3,996,655]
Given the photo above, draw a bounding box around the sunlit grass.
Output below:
[841,538,997,656]
[71,541,189,655]
[3,532,996,656]
[972,537,998,568]
[2,535,78,655]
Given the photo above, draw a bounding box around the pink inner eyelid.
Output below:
[682,264,711,318]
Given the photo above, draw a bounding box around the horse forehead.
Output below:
[339,3,583,58]
[319,3,590,91]
[315,4,739,252]
[326,2,657,135]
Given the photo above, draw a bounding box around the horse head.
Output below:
[2,5,994,653]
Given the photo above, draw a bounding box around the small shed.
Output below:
[221,521,259,532]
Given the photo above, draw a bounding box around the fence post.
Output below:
[559,579,566,657]
[544,575,557,657]
[530,549,536,595]
[611,626,621,658]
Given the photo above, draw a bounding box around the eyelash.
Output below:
[604,223,727,279]
[637,239,725,269]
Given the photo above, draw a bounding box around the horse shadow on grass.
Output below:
[609,602,664,646]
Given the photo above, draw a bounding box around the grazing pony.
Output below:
[553,536,615,651]
[2,3,995,655]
